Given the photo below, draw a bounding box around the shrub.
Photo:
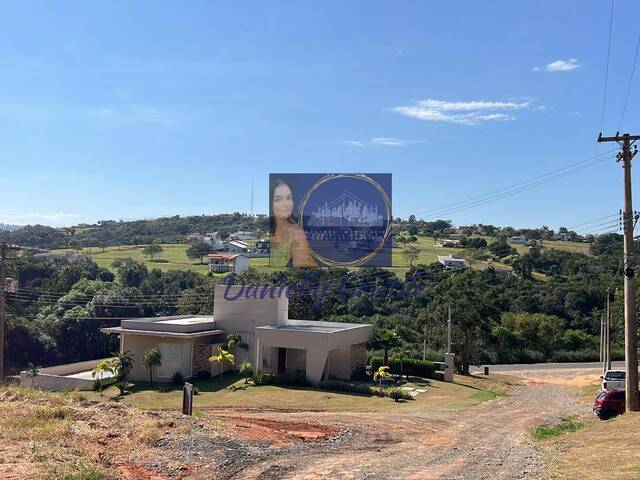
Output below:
[194,370,211,380]
[531,417,583,440]
[370,356,435,379]
[193,385,200,396]
[387,387,413,402]
[114,380,129,396]
[172,371,185,386]
[350,365,368,381]
[318,380,372,395]
[252,371,310,387]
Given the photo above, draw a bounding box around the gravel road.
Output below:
[203,380,588,480]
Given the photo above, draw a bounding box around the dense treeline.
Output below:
[4,232,631,374]
[0,213,270,249]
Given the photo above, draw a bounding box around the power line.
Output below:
[414,151,615,220]
[420,155,615,220]
[619,28,640,131]
[599,0,615,134]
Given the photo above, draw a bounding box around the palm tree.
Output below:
[142,347,162,385]
[25,362,41,388]
[113,350,134,381]
[209,347,235,380]
[227,332,248,365]
[92,359,117,396]
[373,365,391,386]
[239,361,253,384]
[371,329,402,366]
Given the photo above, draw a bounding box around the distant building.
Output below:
[437,255,468,270]
[207,253,249,274]
[254,239,270,254]
[230,231,257,241]
[440,239,462,248]
[509,236,529,246]
[186,233,205,243]
[224,240,250,253]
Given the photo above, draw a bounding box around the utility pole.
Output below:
[0,244,6,386]
[598,132,640,411]
[606,293,612,372]
[447,305,452,355]
[422,323,427,361]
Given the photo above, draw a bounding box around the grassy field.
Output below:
[92,373,519,414]
[52,236,592,277]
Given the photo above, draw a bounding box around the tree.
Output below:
[403,246,420,266]
[370,329,402,366]
[113,350,134,381]
[25,362,40,388]
[239,361,253,384]
[373,365,391,386]
[186,241,211,264]
[142,243,163,261]
[92,359,117,396]
[112,258,148,287]
[209,347,235,380]
[69,238,81,254]
[142,347,162,385]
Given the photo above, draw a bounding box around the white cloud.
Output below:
[544,58,580,72]
[0,212,80,226]
[532,66,541,72]
[390,99,530,125]
[345,137,426,147]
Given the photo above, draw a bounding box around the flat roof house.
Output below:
[102,285,372,384]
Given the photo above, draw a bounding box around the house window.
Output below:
[262,346,272,370]
[286,348,306,372]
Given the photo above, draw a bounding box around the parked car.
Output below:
[601,369,625,391]
[593,389,626,419]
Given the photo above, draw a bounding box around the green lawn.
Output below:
[92,373,519,414]
[52,236,592,277]
[54,244,215,275]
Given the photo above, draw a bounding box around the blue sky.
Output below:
[1,1,639,232]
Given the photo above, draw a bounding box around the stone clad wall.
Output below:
[192,344,213,375]
[350,343,367,373]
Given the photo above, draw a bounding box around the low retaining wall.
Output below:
[19,358,114,392]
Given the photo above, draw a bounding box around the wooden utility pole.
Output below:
[598,132,640,411]
[0,244,6,385]
[606,293,612,372]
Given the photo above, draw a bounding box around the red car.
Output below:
[593,390,626,419]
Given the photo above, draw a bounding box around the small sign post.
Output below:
[183,382,194,416]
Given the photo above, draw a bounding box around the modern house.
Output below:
[207,253,249,274]
[101,285,372,384]
[437,255,468,270]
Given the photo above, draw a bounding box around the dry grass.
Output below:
[543,412,640,479]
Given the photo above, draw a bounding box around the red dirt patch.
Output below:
[227,416,338,447]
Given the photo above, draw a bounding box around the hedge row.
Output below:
[317,380,414,401]
[370,356,436,379]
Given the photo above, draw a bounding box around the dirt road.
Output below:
[214,381,586,480]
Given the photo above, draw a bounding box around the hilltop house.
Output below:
[101,285,372,384]
[207,253,249,274]
[437,255,467,270]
